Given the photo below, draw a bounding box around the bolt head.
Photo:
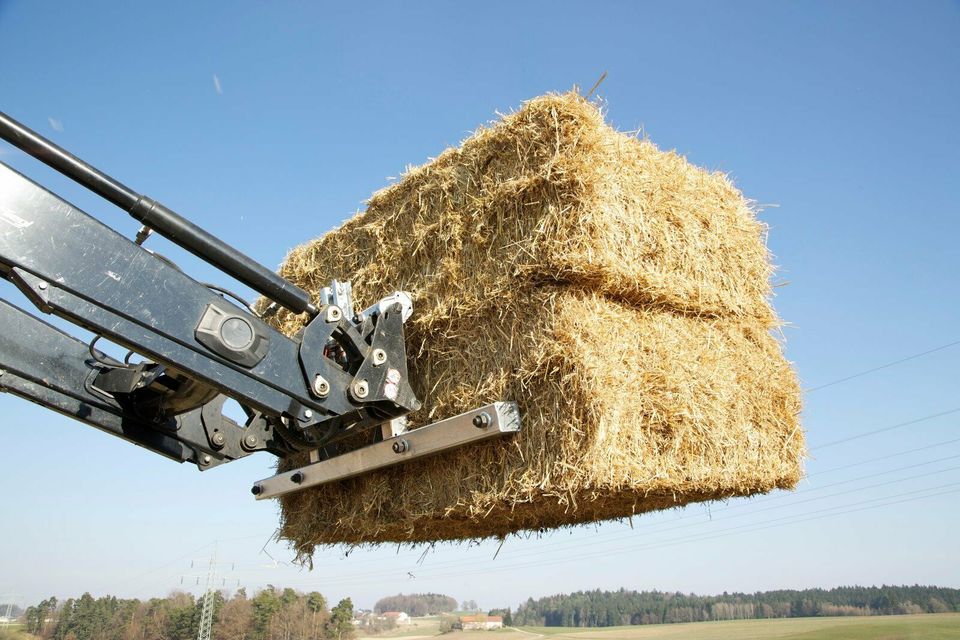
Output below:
[244,434,259,448]
[304,409,314,419]
[211,432,226,448]
[38,282,47,290]
[312,375,330,397]
[392,439,409,454]
[251,484,263,496]
[372,348,387,366]
[353,379,369,399]
[201,454,211,464]
[325,306,342,323]
[290,471,305,484]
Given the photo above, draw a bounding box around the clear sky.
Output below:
[1,0,958,612]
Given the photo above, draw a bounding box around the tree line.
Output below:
[509,585,960,627]
[21,587,355,640]
[372,593,457,616]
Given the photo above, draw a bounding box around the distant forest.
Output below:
[510,586,960,627]
[11,584,960,639]
[19,588,355,640]
[373,593,457,616]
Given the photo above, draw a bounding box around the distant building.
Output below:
[382,611,411,625]
[456,615,503,630]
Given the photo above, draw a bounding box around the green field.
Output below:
[0,625,28,640]
[437,614,960,640]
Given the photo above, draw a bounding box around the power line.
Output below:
[393,482,960,584]
[136,409,960,592]
[740,464,960,518]
[809,407,960,450]
[218,412,960,585]
[263,439,960,583]
[428,462,960,570]
[687,450,960,517]
[113,542,216,589]
[805,339,960,393]
[251,463,960,589]
[212,456,960,594]
[274,482,960,590]
[809,436,960,476]
[289,415,960,581]
[288,383,960,583]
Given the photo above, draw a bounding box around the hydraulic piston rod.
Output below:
[0,110,317,316]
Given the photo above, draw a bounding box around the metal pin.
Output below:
[134,225,153,245]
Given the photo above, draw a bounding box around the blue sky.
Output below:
[1,0,958,611]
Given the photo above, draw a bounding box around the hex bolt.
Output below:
[392,439,410,454]
[312,375,330,397]
[353,379,369,399]
[325,306,342,323]
[251,484,263,496]
[211,432,226,448]
[472,412,492,429]
[38,281,47,290]
[290,471,305,484]
[372,348,387,366]
[243,433,259,449]
[201,454,212,465]
[304,409,313,419]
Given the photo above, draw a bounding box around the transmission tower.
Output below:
[0,591,20,629]
[196,544,217,640]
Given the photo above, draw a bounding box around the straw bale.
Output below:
[269,92,802,554]
[278,92,774,323]
[275,288,802,552]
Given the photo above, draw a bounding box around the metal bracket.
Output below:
[251,401,521,499]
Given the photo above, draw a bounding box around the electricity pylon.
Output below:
[196,544,217,640]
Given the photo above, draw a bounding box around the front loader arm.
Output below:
[0,110,519,496]
[0,162,415,456]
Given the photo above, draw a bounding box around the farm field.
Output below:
[357,615,442,640]
[436,614,960,640]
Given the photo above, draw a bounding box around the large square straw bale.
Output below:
[270,93,802,554]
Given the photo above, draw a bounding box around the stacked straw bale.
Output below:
[272,92,803,553]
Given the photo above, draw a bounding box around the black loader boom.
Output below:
[0,111,519,499]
